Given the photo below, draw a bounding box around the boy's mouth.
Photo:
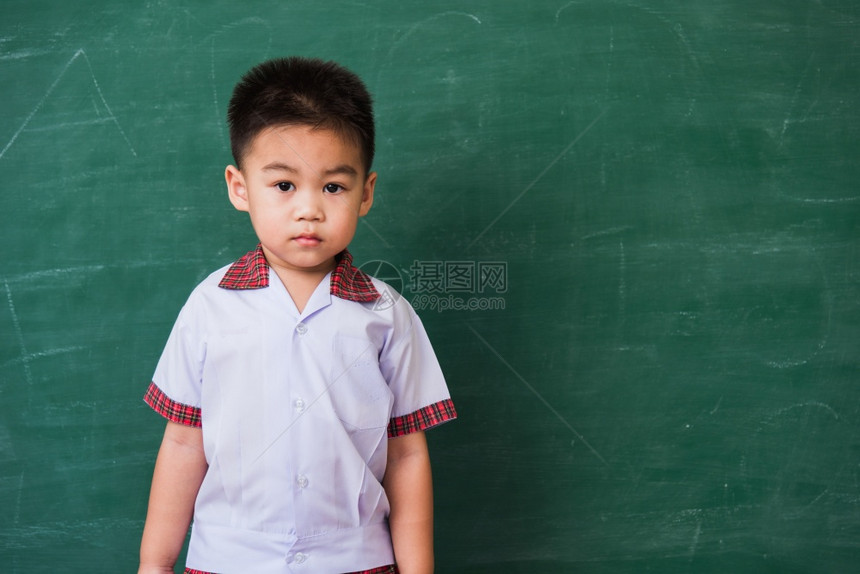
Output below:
[293,233,322,247]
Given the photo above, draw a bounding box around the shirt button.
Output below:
[294,552,308,564]
[295,322,308,335]
[294,398,305,412]
[296,474,309,489]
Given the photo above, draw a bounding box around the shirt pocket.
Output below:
[329,334,392,431]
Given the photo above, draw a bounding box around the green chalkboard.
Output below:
[2,1,859,572]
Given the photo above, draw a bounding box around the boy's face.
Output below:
[225,125,375,278]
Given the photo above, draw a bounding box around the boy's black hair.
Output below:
[227,57,375,172]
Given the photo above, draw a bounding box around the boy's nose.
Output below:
[293,188,323,221]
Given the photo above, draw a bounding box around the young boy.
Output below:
[139,57,456,574]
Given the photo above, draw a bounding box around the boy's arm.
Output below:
[139,421,208,574]
[383,430,434,574]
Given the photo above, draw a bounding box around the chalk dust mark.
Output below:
[0,47,57,61]
[792,196,860,204]
[0,50,82,159]
[466,323,609,466]
[554,1,578,23]
[804,487,829,511]
[771,252,831,368]
[0,48,136,160]
[0,345,87,370]
[779,52,816,147]
[4,265,106,285]
[689,519,702,560]
[606,25,614,95]
[710,396,723,415]
[468,109,608,250]
[766,358,809,369]
[78,50,136,156]
[618,240,626,323]
[210,37,223,143]
[581,226,632,240]
[359,219,393,249]
[21,118,114,133]
[670,22,702,71]
[770,401,840,421]
[206,17,273,140]
[14,472,24,526]
[387,12,482,59]
[4,280,33,386]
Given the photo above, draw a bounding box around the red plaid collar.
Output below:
[218,245,379,303]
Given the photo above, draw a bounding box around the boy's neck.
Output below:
[271,260,336,314]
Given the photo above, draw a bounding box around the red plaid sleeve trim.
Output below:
[331,250,380,302]
[144,382,202,428]
[185,565,397,573]
[388,398,457,438]
[218,245,269,290]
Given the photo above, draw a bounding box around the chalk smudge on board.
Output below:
[4,280,33,386]
[0,49,136,160]
[466,322,609,466]
[468,108,608,249]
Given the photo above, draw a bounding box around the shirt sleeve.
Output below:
[144,296,206,427]
[380,302,457,437]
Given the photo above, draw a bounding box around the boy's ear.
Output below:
[359,171,376,217]
[225,165,249,212]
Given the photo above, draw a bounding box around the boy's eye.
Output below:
[323,183,344,194]
[276,182,294,192]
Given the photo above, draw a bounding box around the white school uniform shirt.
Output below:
[145,246,456,574]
